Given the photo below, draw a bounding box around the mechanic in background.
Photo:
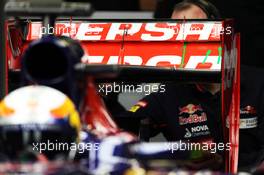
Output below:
[110,0,264,171]
[128,0,222,145]
[112,0,224,159]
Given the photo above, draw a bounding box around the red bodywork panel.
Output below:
[81,78,119,135]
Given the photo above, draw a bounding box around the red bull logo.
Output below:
[179,104,203,115]
[178,104,207,125]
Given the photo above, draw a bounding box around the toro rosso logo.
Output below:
[240,106,257,115]
[178,104,207,125]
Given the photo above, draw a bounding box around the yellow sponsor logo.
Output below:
[129,105,141,113]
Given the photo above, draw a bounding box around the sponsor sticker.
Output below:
[179,113,207,125]
[240,117,258,129]
[184,128,192,138]
[179,104,203,115]
[178,104,207,125]
[129,101,148,113]
[191,125,209,132]
[184,125,210,138]
[226,116,258,129]
[129,105,141,113]
[240,106,257,115]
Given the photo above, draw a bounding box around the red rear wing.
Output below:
[25,20,224,71]
[6,19,240,173]
[27,21,223,41]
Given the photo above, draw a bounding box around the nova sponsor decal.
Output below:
[184,125,210,138]
[184,128,192,138]
[191,125,209,132]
